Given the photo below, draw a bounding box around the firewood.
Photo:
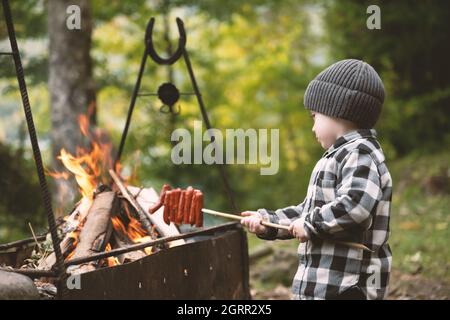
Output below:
[37,197,92,270]
[68,191,118,274]
[112,234,146,264]
[109,170,157,238]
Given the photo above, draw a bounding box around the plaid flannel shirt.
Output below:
[257,129,392,300]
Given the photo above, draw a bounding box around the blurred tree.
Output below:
[48,0,96,208]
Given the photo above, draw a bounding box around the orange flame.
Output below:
[57,148,98,200]
[111,203,155,247]
[49,103,156,266]
[105,243,119,267]
[48,102,113,202]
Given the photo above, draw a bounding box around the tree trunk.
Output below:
[48,0,96,211]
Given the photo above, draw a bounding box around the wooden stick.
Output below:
[203,209,288,230]
[0,234,47,251]
[28,222,42,255]
[202,208,373,252]
[0,267,56,278]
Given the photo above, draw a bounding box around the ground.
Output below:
[248,238,450,300]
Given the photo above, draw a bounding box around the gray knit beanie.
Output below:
[304,59,385,129]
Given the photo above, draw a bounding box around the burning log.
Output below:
[68,191,118,274]
[37,197,92,270]
[109,170,185,247]
[109,170,156,238]
[112,234,147,264]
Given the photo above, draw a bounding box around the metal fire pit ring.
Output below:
[64,222,250,300]
[1,222,251,299]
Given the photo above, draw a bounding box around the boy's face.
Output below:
[310,111,356,149]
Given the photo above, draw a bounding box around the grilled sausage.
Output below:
[149,201,163,214]
[195,191,204,227]
[176,190,186,224]
[190,190,202,226]
[171,188,181,223]
[189,192,198,226]
[149,184,172,214]
[183,187,194,224]
[163,190,172,224]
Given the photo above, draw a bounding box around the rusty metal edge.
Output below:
[65,224,250,299]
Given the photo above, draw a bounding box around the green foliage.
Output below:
[0,0,48,87]
[0,143,46,242]
[0,0,46,39]
[323,0,450,156]
[388,151,450,282]
[91,0,324,215]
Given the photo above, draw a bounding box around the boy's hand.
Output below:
[289,217,309,242]
[240,211,267,235]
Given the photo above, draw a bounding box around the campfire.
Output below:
[41,110,203,276]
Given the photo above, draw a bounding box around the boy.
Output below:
[241,59,392,300]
